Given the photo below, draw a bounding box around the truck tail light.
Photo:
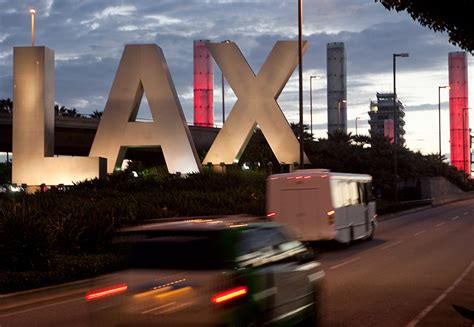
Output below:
[211,286,248,304]
[266,212,276,218]
[85,283,128,301]
[327,210,335,225]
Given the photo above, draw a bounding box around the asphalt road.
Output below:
[0,199,473,326]
[317,198,474,327]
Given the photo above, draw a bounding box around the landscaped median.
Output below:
[0,168,266,294]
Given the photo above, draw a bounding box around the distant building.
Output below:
[369,92,405,145]
[327,42,347,134]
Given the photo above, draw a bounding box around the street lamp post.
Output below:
[221,71,225,125]
[298,0,304,168]
[355,116,361,135]
[393,52,409,204]
[309,75,320,137]
[438,85,449,159]
[221,40,231,125]
[462,107,470,174]
[337,99,346,131]
[30,7,36,47]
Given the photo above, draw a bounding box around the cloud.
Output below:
[406,102,449,112]
[94,5,136,19]
[0,0,472,155]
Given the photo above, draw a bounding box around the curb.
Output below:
[378,195,474,223]
[377,205,433,222]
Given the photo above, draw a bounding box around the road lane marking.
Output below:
[452,216,459,220]
[435,222,446,227]
[406,261,474,327]
[381,240,403,250]
[142,302,176,314]
[329,257,361,270]
[413,230,426,237]
[0,297,82,318]
[463,211,469,215]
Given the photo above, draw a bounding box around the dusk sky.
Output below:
[0,0,473,156]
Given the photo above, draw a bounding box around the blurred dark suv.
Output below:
[87,218,325,326]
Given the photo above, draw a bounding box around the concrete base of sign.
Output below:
[13,157,106,186]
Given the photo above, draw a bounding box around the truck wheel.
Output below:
[366,222,375,240]
[349,225,354,244]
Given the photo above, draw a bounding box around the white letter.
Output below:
[203,41,310,165]
[90,44,201,174]
[12,46,105,185]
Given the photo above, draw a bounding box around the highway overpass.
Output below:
[0,113,219,160]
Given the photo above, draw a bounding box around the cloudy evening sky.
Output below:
[0,0,473,156]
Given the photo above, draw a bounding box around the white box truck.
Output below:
[266,169,377,243]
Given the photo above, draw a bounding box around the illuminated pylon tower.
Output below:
[448,52,469,175]
[193,40,214,127]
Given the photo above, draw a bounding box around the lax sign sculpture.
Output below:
[12,41,309,186]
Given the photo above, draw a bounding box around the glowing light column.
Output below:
[448,52,469,174]
[193,40,214,127]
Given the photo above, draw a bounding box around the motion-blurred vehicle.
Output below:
[0,183,24,193]
[86,218,324,326]
[266,169,377,244]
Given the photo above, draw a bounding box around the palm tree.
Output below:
[90,110,103,119]
[0,98,13,114]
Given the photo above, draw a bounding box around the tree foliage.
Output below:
[0,98,13,114]
[376,0,474,52]
[306,131,473,199]
[54,104,82,117]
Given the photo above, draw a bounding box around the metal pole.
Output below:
[221,71,225,124]
[438,86,442,159]
[391,53,408,203]
[463,108,466,173]
[30,8,36,47]
[393,54,398,204]
[337,100,341,131]
[298,0,304,168]
[310,76,313,137]
[220,40,231,126]
[356,117,359,135]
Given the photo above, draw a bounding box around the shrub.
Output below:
[0,170,266,272]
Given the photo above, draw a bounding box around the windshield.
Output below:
[118,230,236,270]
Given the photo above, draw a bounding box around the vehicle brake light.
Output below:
[85,283,128,301]
[211,286,248,304]
[267,212,276,218]
[327,210,335,225]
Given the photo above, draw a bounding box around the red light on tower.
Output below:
[194,40,214,127]
[448,52,469,175]
[384,119,394,144]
